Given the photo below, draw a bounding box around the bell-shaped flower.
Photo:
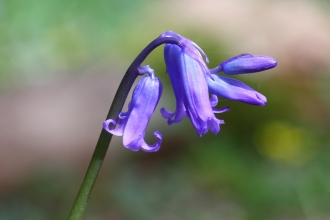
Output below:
[103,67,163,152]
[207,73,267,106]
[218,53,277,75]
[161,43,229,136]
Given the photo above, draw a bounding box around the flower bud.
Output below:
[220,54,277,75]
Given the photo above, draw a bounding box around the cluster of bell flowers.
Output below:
[103,31,277,152]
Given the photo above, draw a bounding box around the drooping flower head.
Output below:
[161,35,229,136]
[103,66,163,152]
[103,31,277,152]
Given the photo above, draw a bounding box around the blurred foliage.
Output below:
[1,0,330,219]
[0,0,150,85]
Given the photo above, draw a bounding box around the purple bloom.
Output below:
[206,73,267,106]
[218,53,277,75]
[103,66,162,152]
[161,43,229,136]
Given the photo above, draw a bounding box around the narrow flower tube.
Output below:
[218,53,277,75]
[160,44,187,125]
[162,43,226,136]
[207,73,267,106]
[103,70,163,152]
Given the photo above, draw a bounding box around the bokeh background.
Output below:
[1,0,330,219]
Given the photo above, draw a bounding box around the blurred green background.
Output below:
[1,0,330,219]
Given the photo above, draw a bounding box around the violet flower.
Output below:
[217,53,277,75]
[206,73,267,106]
[161,43,229,136]
[103,66,162,152]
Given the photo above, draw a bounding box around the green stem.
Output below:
[67,36,180,220]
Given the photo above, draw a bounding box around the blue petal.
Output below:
[104,74,163,152]
[220,54,277,75]
[164,44,225,136]
[103,111,129,136]
[207,118,225,135]
[210,94,218,107]
[207,73,267,106]
[160,108,175,119]
[161,44,187,125]
[141,131,162,152]
[213,106,230,114]
[180,50,215,122]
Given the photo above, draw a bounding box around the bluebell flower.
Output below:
[206,73,267,106]
[103,66,163,152]
[160,33,230,136]
[218,53,277,75]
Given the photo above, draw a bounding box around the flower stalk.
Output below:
[67,36,181,220]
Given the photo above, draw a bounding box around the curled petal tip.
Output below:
[103,119,115,133]
[160,107,174,119]
[103,119,126,136]
[213,106,230,113]
[141,131,163,152]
